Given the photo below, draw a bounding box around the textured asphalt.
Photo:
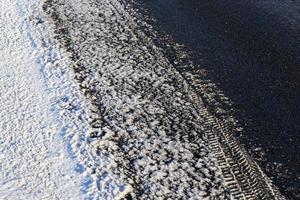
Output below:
[125,0,300,199]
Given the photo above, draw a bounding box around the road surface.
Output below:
[123,0,300,199]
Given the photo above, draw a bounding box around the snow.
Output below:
[0,0,286,199]
[42,0,230,199]
[43,0,285,199]
[0,0,82,199]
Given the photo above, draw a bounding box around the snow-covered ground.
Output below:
[0,0,287,199]
[0,0,84,199]
[42,0,285,199]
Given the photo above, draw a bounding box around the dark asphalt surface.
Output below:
[125,0,300,199]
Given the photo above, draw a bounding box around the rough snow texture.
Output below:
[42,0,232,199]
[42,0,287,199]
[0,0,82,199]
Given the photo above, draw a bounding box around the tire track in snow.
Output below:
[120,1,287,199]
[43,0,285,199]
[121,1,300,199]
[116,1,287,199]
[43,0,229,199]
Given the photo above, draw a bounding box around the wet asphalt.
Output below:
[125,0,300,199]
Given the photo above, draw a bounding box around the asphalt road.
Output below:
[125,0,300,199]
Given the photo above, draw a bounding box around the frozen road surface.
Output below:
[0,0,296,199]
